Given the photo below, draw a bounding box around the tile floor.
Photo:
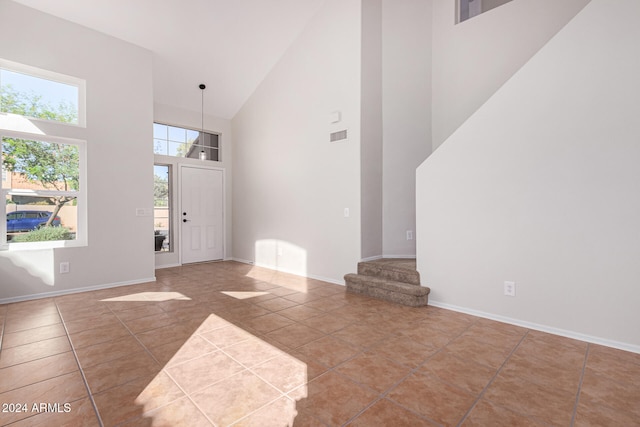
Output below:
[0,261,639,426]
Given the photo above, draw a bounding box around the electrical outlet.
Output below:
[60,262,70,274]
[406,230,413,240]
[504,281,516,297]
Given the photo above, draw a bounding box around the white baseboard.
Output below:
[360,255,383,262]
[230,257,254,265]
[0,277,157,305]
[429,299,640,355]
[155,263,181,269]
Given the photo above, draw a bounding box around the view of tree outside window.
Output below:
[1,68,81,244]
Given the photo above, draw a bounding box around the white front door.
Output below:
[180,166,224,263]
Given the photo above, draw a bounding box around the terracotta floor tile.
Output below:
[3,312,62,334]
[252,354,309,393]
[300,313,352,334]
[397,326,453,349]
[93,372,185,426]
[461,399,545,426]
[585,346,640,386]
[0,335,71,368]
[499,351,583,393]
[0,371,88,424]
[234,396,298,427]
[191,370,281,426]
[83,350,161,394]
[277,305,324,322]
[473,318,529,337]
[301,297,345,312]
[387,373,476,425]
[114,304,166,322]
[8,397,99,427]
[349,398,436,426]
[74,334,147,369]
[199,324,254,349]
[5,301,58,320]
[123,312,178,334]
[63,312,122,335]
[514,334,587,367]
[136,323,194,349]
[68,323,131,349]
[165,351,245,394]
[483,373,577,425]
[265,324,325,350]
[295,372,378,426]
[241,313,295,334]
[367,336,437,368]
[387,371,476,426]
[257,297,300,312]
[331,323,389,349]
[223,337,284,368]
[579,370,640,417]
[1,323,67,349]
[296,335,360,368]
[444,334,514,370]
[146,339,188,366]
[0,351,78,394]
[336,353,411,394]
[282,292,325,304]
[158,334,219,368]
[2,262,638,427]
[574,396,640,426]
[419,349,497,394]
[122,397,212,427]
[193,314,234,334]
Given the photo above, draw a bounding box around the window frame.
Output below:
[0,58,86,128]
[1,130,87,250]
[153,122,221,162]
[154,163,173,253]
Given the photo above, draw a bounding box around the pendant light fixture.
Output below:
[198,83,207,161]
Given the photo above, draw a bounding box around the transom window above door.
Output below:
[153,123,219,162]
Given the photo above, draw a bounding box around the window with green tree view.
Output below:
[1,61,85,246]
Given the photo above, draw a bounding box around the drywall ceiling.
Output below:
[12,0,326,119]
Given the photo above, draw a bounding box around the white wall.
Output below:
[153,102,233,268]
[231,0,362,284]
[381,0,432,258]
[360,0,383,260]
[431,0,590,149]
[417,0,640,350]
[0,2,155,302]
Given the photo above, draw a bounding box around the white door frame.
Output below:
[178,163,226,264]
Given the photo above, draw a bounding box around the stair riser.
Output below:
[357,263,420,286]
[344,275,429,307]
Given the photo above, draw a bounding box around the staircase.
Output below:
[344,259,430,307]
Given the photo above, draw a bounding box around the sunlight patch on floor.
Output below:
[100,292,191,302]
[221,291,271,300]
[136,313,306,425]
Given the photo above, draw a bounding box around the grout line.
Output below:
[570,343,590,426]
[55,301,104,427]
[455,330,530,426]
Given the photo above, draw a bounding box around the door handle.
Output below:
[183,219,190,223]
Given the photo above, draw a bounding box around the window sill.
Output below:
[5,239,86,251]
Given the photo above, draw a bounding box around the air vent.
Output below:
[330,129,348,143]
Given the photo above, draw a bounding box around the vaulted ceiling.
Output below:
[13,0,326,119]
